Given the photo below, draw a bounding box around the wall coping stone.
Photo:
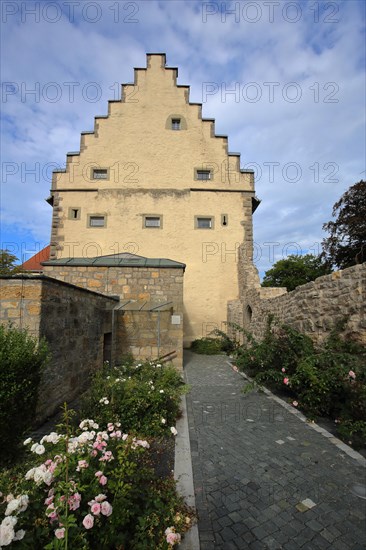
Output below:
[0,274,120,302]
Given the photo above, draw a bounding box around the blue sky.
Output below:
[1,0,365,277]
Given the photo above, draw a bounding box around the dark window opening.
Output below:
[89,215,105,227]
[103,333,112,364]
[145,216,161,228]
[93,169,108,180]
[197,217,212,229]
[197,170,211,181]
[171,118,181,130]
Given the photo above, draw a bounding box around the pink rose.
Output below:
[166,532,181,545]
[349,370,356,379]
[68,493,81,511]
[99,475,108,486]
[95,471,103,478]
[94,494,107,503]
[292,401,298,407]
[101,501,113,517]
[91,502,101,516]
[76,460,89,471]
[283,377,289,385]
[82,514,94,529]
[281,368,286,373]
[55,528,65,539]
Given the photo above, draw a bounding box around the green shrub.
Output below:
[80,359,187,437]
[337,420,366,450]
[190,337,224,355]
[0,324,49,463]
[190,330,238,355]
[235,318,314,385]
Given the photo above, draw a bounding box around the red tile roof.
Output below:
[22,245,50,271]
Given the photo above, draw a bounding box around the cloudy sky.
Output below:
[1,0,365,277]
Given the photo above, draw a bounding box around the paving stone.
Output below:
[252,525,269,541]
[217,515,232,529]
[219,525,237,541]
[306,519,326,532]
[232,522,249,536]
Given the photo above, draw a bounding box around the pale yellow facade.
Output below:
[49,53,257,344]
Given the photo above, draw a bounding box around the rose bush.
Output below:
[0,411,192,549]
[79,359,187,437]
[0,359,194,548]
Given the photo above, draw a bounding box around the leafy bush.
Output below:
[190,337,223,355]
[190,329,240,355]
[0,324,49,464]
[337,420,366,451]
[0,407,192,549]
[79,359,187,437]
[235,318,314,385]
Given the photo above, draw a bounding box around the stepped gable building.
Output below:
[45,53,259,346]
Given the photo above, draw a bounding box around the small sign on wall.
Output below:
[171,315,181,325]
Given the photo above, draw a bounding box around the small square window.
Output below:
[144,216,161,228]
[196,217,213,229]
[89,215,105,227]
[92,169,108,180]
[196,170,211,181]
[171,118,181,130]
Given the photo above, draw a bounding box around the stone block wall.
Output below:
[227,261,366,346]
[0,277,42,338]
[0,275,117,423]
[116,310,179,365]
[42,265,184,369]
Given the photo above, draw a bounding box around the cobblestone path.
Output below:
[184,351,366,550]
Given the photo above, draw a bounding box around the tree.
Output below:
[321,180,366,269]
[262,254,331,292]
[0,250,22,275]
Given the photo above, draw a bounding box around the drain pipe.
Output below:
[157,310,161,358]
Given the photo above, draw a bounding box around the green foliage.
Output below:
[262,254,331,291]
[321,180,366,269]
[337,420,366,451]
[0,324,49,463]
[190,330,238,355]
[234,318,366,448]
[0,250,23,275]
[190,337,223,355]
[235,317,314,381]
[212,328,239,353]
[80,359,187,438]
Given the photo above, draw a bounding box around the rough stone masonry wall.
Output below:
[228,260,366,346]
[43,265,184,369]
[0,275,117,423]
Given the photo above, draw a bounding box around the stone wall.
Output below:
[228,250,365,346]
[0,275,117,422]
[42,264,184,368]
